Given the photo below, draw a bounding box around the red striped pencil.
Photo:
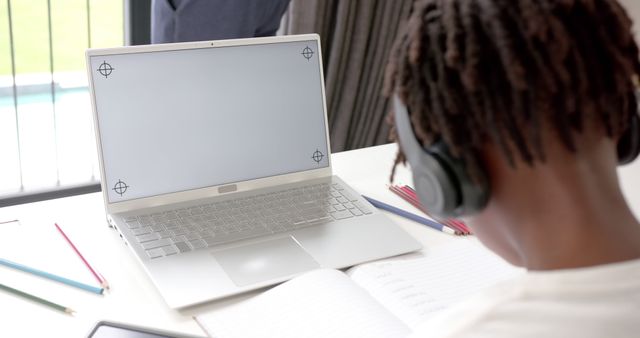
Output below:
[389,185,425,211]
[392,185,472,235]
[400,185,473,234]
[388,186,464,236]
[399,185,472,234]
[54,223,110,290]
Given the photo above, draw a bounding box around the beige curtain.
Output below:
[283,0,414,152]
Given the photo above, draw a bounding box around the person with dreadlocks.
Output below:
[385,0,640,337]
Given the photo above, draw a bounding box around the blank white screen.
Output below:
[90,39,329,203]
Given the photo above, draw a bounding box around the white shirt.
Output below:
[410,258,640,338]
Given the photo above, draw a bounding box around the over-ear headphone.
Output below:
[393,95,640,219]
[392,96,490,219]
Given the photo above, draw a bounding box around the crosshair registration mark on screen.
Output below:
[312,149,324,164]
[98,61,114,78]
[301,46,314,61]
[112,180,129,196]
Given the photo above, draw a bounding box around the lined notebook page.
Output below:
[196,269,411,338]
[348,239,525,330]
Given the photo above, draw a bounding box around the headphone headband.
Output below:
[393,97,426,164]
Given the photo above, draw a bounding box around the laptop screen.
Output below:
[89,39,329,203]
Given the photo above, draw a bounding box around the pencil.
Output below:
[389,185,428,213]
[389,185,466,235]
[0,283,75,315]
[401,185,473,234]
[0,219,19,225]
[397,186,469,235]
[0,258,104,295]
[362,195,456,235]
[54,223,109,289]
[389,185,468,235]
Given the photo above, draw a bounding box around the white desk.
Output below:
[0,144,638,338]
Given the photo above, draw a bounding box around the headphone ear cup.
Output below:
[429,143,490,217]
[618,112,640,165]
[392,96,462,218]
[410,148,461,218]
[392,95,490,218]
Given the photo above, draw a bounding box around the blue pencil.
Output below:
[362,195,456,235]
[0,258,104,295]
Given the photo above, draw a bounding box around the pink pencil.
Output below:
[399,185,473,235]
[54,223,110,290]
[388,185,465,235]
[401,186,472,235]
[395,187,468,235]
[389,185,426,212]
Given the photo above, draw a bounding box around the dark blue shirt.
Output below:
[152,0,291,43]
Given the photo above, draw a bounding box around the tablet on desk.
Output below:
[87,321,205,338]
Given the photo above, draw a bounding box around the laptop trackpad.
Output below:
[212,236,319,287]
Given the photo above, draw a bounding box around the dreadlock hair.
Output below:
[384,0,640,182]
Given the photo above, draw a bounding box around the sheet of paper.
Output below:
[348,239,525,330]
[196,269,411,338]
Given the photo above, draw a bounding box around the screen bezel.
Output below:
[86,34,332,214]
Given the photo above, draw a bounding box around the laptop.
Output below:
[86,34,421,309]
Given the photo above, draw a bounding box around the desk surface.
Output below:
[1,143,638,338]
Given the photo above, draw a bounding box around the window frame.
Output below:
[0,0,150,207]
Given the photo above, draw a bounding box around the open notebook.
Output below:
[195,239,524,338]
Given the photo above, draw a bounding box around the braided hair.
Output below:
[385,0,640,181]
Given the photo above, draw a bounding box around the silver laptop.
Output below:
[86,34,421,309]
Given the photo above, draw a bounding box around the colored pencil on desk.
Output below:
[397,185,470,235]
[54,223,110,290]
[0,283,75,315]
[389,185,426,212]
[0,258,104,295]
[404,187,471,234]
[389,185,468,235]
[362,195,457,235]
[388,185,460,233]
[400,185,473,234]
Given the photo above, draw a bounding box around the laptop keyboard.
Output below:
[121,182,373,259]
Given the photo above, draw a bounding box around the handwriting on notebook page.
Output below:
[348,239,525,330]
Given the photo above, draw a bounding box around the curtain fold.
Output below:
[286,0,413,152]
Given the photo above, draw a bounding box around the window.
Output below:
[0,0,124,204]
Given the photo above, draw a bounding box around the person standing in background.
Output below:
[151,0,291,43]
